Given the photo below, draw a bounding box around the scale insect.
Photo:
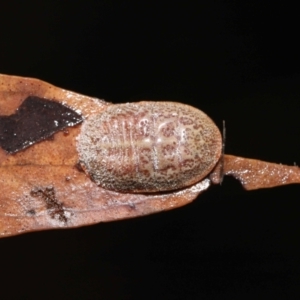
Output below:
[77,101,222,193]
[0,74,299,238]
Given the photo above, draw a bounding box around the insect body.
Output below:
[77,102,222,193]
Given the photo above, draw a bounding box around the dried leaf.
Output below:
[0,74,209,238]
[0,73,299,238]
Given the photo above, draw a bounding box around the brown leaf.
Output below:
[1,74,299,239]
[0,74,209,238]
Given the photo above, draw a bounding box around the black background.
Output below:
[1,1,300,299]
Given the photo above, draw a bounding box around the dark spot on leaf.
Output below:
[0,96,83,153]
[26,209,36,216]
[75,162,85,172]
[30,186,68,223]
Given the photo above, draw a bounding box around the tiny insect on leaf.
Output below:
[0,74,299,238]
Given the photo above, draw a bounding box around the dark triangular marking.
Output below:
[0,96,83,153]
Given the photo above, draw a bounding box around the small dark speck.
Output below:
[75,162,84,172]
[27,209,36,216]
[30,186,68,222]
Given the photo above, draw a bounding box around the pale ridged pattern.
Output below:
[77,102,222,193]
